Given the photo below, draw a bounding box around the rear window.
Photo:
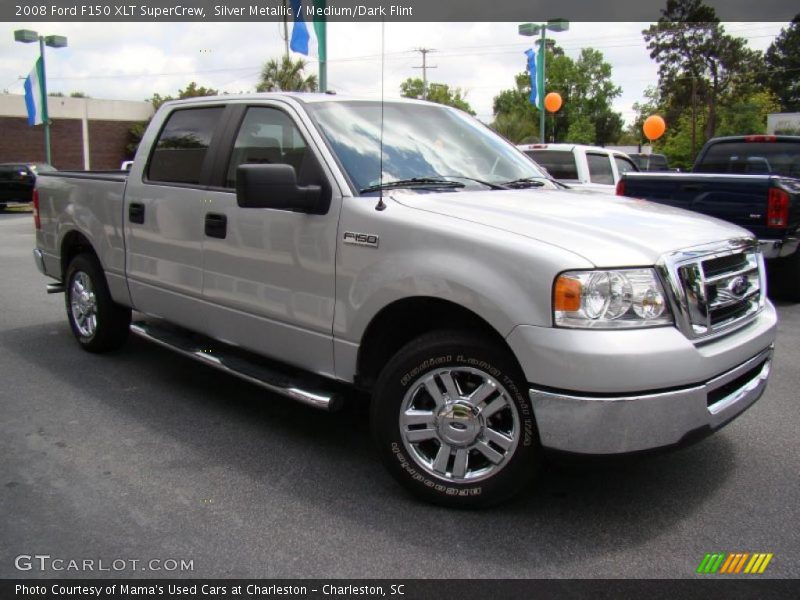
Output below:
[695,141,800,178]
[525,150,579,180]
[614,155,638,176]
[586,153,614,185]
[648,154,669,171]
[147,107,224,185]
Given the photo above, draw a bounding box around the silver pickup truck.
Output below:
[33,94,777,507]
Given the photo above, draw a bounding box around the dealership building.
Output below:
[0,94,153,170]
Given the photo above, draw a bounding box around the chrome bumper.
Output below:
[530,345,773,454]
[759,238,798,259]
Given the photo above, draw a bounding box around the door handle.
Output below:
[204,213,227,239]
[128,202,145,224]
[681,184,703,192]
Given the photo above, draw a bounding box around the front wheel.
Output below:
[65,253,131,353]
[371,330,541,508]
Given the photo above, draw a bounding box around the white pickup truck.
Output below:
[33,94,777,507]
[518,143,639,193]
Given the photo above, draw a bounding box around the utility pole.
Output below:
[413,48,437,100]
[282,0,289,58]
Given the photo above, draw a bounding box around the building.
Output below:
[0,94,153,170]
[767,113,800,135]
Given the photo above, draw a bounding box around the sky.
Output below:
[0,21,788,126]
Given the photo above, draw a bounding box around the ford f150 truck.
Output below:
[33,95,777,507]
[619,136,800,299]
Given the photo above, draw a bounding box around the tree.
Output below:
[256,56,317,92]
[399,78,476,115]
[643,0,765,141]
[127,81,219,156]
[764,15,800,112]
[490,45,623,145]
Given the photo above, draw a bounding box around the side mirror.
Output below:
[236,164,322,212]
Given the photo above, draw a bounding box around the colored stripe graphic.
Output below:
[700,553,773,574]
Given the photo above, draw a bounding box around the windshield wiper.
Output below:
[501,177,547,189]
[359,177,466,195]
[436,175,509,190]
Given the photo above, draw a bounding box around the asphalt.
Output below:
[1,211,798,579]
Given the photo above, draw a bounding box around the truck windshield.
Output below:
[306,101,548,194]
[695,141,800,178]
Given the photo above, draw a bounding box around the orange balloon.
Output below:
[643,115,666,141]
[544,92,562,113]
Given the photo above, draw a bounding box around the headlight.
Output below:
[554,268,672,329]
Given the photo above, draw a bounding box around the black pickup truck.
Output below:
[619,135,800,300]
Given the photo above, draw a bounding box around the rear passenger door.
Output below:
[199,102,341,378]
[124,105,228,332]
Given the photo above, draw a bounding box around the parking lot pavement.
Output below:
[1,211,798,579]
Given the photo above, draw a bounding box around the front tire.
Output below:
[371,330,541,508]
[65,253,131,353]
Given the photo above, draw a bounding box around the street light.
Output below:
[14,29,68,165]
[519,19,568,143]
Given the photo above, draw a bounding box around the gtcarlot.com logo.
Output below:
[15,554,194,573]
[697,552,773,575]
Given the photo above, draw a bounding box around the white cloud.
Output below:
[0,20,786,125]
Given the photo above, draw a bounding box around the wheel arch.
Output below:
[355,296,522,391]
[60,230,98,279]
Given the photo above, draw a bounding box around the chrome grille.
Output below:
[658,238,766,341]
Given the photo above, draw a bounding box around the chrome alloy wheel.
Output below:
[70,272,98,338]
[399,367,521,483]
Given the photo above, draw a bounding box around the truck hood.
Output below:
[392,189,751,267]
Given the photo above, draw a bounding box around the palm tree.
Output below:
[256,56,318,93]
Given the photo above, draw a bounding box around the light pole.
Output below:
[519,19,568,143]
[14,29,68,165]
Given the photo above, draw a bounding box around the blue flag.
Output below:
[525,49,538,109]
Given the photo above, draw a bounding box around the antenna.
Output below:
[412,48,437,100]
[376,19,386,211]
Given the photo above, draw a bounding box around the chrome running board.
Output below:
[130,321,343,412]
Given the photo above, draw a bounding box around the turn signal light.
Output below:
[554,275,582,312]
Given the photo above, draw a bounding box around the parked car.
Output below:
[628,152,670,172]
[33,95,776,507]
[517,143,639,193]
[619,135,800,299]
[0,163,55,209]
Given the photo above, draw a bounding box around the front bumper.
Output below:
[529,345,772,454]
[759,238,798,259]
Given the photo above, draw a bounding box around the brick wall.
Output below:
[89,120,138,170]
[0,116,137,170]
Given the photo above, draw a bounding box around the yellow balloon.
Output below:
[643,115,666,141]
[544,92,563,113]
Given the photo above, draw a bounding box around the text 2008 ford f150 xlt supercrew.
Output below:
[33,94,777,507]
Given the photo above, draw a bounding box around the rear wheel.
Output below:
[65,253,131,352]
[371,330,541,508]
[769,250,800,302]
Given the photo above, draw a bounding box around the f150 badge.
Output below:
[343,232,379,248]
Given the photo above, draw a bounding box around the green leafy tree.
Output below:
[256,56,317,92]
[565,115,596,145]
[399,78,476,115]
[490,45,622,145]
[643,0,765,141]
[763,15,800,112]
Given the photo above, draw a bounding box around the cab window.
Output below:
[226,107,313,188]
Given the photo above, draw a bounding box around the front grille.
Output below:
[661,239,764,340]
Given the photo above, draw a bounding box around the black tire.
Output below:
[774,250,800,302]
[371,330,541,508]
[64,253,131,353]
